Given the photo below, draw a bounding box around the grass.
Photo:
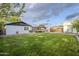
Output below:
[0,33,79,56]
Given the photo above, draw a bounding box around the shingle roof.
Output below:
[5,21,32,26]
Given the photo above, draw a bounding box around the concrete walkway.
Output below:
[62,32,79,41]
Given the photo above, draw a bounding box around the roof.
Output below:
[63,21,72,26]
[5,21,32,26]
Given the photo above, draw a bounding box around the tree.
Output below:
[0,3,26,35]
[0,3,26,22]
[72,19,79,33]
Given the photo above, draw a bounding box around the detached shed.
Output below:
[5,21,32,35]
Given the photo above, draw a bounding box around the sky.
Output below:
[21,3,79,27]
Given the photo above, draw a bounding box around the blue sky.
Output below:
[21,3,79,27]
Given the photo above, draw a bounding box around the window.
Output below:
[24,26,29,30]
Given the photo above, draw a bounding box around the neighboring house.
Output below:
[33,25,47,32]
[50,20,77,33]
[63,15,79,33]
[63,21,77,33]
[50,26,63,32]
[5,21,33,35]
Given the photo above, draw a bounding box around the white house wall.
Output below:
[63,22,71,32]
[46,27,50,32]
[6,25,32,35]
[63,21,77,33]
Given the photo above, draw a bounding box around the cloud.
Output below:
[25,3,55,20]
[66,13,79,20]
[23,3,79,21]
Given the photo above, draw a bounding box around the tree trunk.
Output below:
[0,29,6,35]
[0,29,6,39]
[0,29,4,35]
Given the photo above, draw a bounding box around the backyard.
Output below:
[0,33,79,56]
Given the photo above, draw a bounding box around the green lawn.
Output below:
[0,33,79,56]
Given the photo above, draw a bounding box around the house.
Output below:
[49,20,77,33]
[5,21,33,35]
[33,25,47,32]
[63,21,77,33]
[50,26,63,32]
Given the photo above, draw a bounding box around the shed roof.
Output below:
[5,21,32,26]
